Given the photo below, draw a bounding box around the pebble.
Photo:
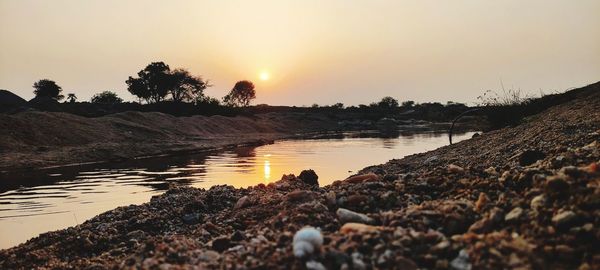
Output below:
[293,227,323,258]
[286,190,313,202]
[211,237,231,252]
[339,223,379,234]
[519,150,546,166]
[344,173,378,183]
[450,249,472,270]
[336,208,374,224]
[474,192,489,212]
[448,164,465,173]
[504,207,524,222]
[552,210,578,229]
[234,196,252,209]
[182,213,201,224]
[545,175,569,194]
[306,260,326,270]
[299,169,319,186]
[530,194,547,210]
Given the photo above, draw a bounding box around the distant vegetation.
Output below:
[8,60,586,132]
[91,91,123,104]
[223,80,256,107]
[126,62,208,104]
[33,79,64,101]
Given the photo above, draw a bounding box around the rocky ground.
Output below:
[0,83,599,269]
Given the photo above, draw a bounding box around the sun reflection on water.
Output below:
[263,154,271,183]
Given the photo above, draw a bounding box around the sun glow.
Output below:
[259,71,270,81]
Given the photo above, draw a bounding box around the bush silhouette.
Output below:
[91,91,123,104]
[66,93,77,103]
[33,79,64,101]
[377,96,399,109]
[223,80,256,107]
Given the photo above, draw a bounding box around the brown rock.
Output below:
[345,173,378,183]
[286,190,313,202]
[475,192,489,212]
[339,223,379,234]
[234,196,252,209]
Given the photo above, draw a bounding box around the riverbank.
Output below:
[0,83,598,268]
[0,110,481,173]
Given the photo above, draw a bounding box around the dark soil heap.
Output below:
[0,83,599,269]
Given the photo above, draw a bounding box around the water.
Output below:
[0,131,475,249]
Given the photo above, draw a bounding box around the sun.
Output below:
[259,71,270,81]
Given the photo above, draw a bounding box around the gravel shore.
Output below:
[0,83,599,269]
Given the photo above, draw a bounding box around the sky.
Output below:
[1,0,599,106]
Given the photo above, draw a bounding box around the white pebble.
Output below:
[293,227,323,258]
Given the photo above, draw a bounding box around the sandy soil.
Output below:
[0,111,350,172]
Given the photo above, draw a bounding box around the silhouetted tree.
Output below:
[33,79,64,100]
[223,80,256,107]
[401,100,415,108]
[195,95,220,106]
[332,103,344,109]
[126,62,174,103]
[377,96,399,109]
[170,69,208,102]
[66,93,77,103]
[91,91,123,104]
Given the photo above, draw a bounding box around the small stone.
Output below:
[582,141,598,151]
[346,194,369,206]
[299,169,319,186]
[325,191,337,206]
[519,150,546,166]
[545,175,569,194]
[199,250,220,261]
[530,194,547,210]
[474,193,489,212]
[142,258,158,268]
[484,167,498,175]
[182,213,201,224]
[230,230,245,241]
[450,249,472,270]
[425,155,439,164]
[339,223,379,234]
[211,237,231,252]
[336,208,374,224]
[395,256,418,270]
[293,227,323,258]
[286,190,313,202]
[552,210,578,229]
[345,173,378,183]
[234,196,252,209]
[448,164,465,173]
[306,260,326,270]
[505,207,524,222]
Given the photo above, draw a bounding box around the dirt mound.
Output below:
[1,82,598,268]
[0,90,27,113]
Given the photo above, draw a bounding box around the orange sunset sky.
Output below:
[1,0,599,105]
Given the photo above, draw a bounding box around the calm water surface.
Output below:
[0,131,475,249]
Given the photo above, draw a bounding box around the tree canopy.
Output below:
[33,79,64,100]
[377,96,399,109]
[91,91,123,104]
[126,62,173,103]
[170,69,208,102]
[223,80,256,107]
